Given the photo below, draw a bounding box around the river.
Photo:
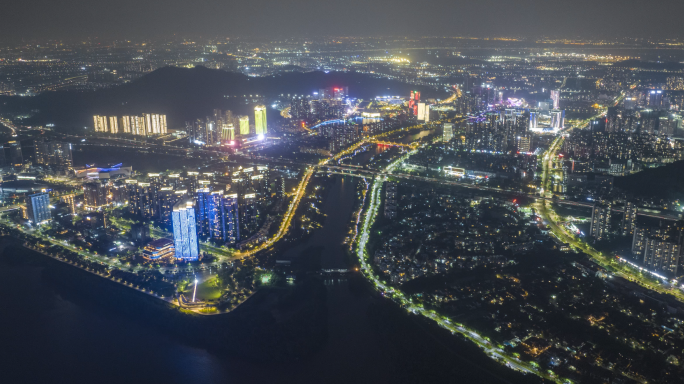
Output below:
[0,174,531,384]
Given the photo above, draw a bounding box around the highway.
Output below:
[318,163,681,221]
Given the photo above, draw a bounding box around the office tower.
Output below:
[417,103,429,122]
[7,141,22,166]
[59,194,76,214]
[93,115,108,132]
[108,116,119,134]
[25,192,51,225]
[254,105,267,136]
[590,203,611,240]
[550,90,560,109]
[621,202,637,236]
[643,238,680,275]
[172,197,200,261]
[443,123,454,142]
[34,141,73,168]
[238,115,250,135]
[84,182,109,208]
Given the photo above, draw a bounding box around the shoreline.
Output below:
[3,233,251,316]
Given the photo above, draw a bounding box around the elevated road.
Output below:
[318,164,681,221]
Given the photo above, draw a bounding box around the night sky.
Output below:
[2,0,684,41]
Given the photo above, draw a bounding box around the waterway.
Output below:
[0,175,529,384]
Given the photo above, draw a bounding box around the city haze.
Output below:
[3,0,684,41]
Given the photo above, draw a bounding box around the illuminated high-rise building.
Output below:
[143,113,167,135]
[195,188,212,237]
[590,203,611,240]
[35,140,73,168]
[172,197,199,261]
[120,116,137,134]
[443,123,454,142]
[550,90,560,109]
[239,115,250,135]
[648,90,664,109]
[93,115,108,133]
[417,103,429,122]
[25,192,51,226]
[108,116,119,134]
[621,201,637,236]
[643,238,680,275]
[7,141,23,166]
[84,182,109,208]
[97,114,166,136]
[222,193,240,244]
[254,105,267,136]
[221,122,235,141]
[59,194,76,214]
[156,187,178,224]
[195,189,240,244]
[516,136,531,153]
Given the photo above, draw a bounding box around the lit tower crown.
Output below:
[254,105,267,136]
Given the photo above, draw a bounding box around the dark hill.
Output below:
[614,160,684,199]
[0,66,445,132]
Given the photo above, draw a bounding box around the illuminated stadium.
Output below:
[72,163,133,179]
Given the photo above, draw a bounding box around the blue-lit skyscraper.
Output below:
[26,192,51,225]
[195,188,211,237]
[222,193,240,244]
[208,191,224,241]
[172,197,199,261]
[196,189,240,244]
